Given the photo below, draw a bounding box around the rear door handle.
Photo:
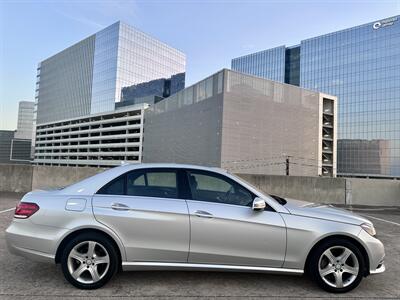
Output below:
[111,203,130,211]
[194,210,213,218]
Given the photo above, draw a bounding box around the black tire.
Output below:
[61,232,119,289]
[308,238,365,293]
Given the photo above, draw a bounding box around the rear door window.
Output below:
[126,169,178,199]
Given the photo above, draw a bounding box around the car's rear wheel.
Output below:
[61,232,118,289]
[308,238,365,293]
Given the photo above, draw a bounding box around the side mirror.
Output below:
[252,197,266,211]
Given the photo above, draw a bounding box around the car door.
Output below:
[92,168,190,262]
[185,169,286,268]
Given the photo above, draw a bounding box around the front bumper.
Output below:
[370,262,385,275]
[358,229,385,275]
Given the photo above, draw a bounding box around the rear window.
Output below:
[97,176,125,195]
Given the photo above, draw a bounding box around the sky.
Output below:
[0,0,399,130]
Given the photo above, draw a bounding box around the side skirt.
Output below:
[122,262,304,275]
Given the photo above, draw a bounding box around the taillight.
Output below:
[14,202,40,219]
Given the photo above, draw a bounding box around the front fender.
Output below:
[280,213,362,269]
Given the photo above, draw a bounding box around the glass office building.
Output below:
[232,16,400,178]
[14,101,35,140]
[118,72,185,107]
[231,46,286,82]
[35,21,186,124]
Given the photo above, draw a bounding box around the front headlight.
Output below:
[361,223,376,236]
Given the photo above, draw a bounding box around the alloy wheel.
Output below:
[67,241,110,284]
[318,246,359,288]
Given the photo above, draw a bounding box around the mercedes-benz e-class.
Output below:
[5,163,385,292]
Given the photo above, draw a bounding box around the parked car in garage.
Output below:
[5,163,385,292]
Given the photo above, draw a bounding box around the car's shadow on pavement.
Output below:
[0,256,384,299]
[0,246,397,299]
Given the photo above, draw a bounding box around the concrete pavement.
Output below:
[0,192,399,299]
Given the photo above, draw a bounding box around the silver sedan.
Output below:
[5,163,385,292]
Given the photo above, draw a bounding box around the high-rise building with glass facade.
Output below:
[14,101,35,160]
[232,16,400,178]
[231,46,286,82]
[118,72,185,107]
[35,21,186,125]
[14,101,35,140]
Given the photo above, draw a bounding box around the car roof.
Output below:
[118,163,228,173]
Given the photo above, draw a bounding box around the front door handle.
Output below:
[194,210,213,218]
[111,203,130,211]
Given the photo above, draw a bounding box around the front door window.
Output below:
[187,170,254,206]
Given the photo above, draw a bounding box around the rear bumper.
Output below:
[5,219,67,263]
[7,243,55,263]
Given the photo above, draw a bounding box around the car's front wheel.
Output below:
[309,238,365,293]
[61,232,119,289]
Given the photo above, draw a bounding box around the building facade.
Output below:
[14,101,35,140]
[34,104,147,167]
[231,46,286,83]
[35,21,186,125]
[0,130,32,164]
[0,131,15,164]
[232,16,400,178]
[143,69,337,177]
[119,72,185,106]
[338,139,390,175]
